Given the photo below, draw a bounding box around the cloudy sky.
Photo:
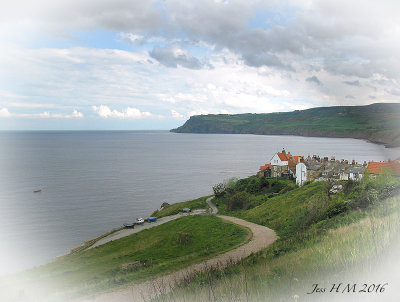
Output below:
[0,0,399,130]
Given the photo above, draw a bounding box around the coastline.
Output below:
[170,130,400,149]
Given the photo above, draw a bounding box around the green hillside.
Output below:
[171,103,400,147]
[157,175,400,302]
[0,216,248,301]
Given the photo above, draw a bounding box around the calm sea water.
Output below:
[0,131,399,276]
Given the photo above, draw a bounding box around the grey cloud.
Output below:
[11,0,164,32]
[306,76,322,86]
[5,0,400,82]
[324,60,373,78]
[343,80,361,87]
[388,89,400,96]
[345,95,355,99]
[149,45,205,70]
[242,51,294,71]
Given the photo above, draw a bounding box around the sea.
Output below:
[0,130,399,276]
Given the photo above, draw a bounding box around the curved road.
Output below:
[89,209,207,249]
[80,197,277,302]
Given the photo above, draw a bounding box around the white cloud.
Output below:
[171,109,185,119]
[0,108,11,117]
[1,1,400,130]
[160,93,208,104]
[0,108,83,118]
[92,105,153,119]
[72,109,83,118]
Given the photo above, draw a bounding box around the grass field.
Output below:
[152,175,400,302]
[153,196,211,218]
[0,215,248,301]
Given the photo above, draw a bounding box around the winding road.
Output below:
[80,197,277,302]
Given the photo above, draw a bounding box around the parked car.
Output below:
[123,223,135,229]
[147,217,157,222]
[135,217,145,224]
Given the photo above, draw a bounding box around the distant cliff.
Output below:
[171,103,400,147]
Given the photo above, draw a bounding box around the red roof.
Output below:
[293,156,302,163]
[259,163,272,171]
[277,152,289,161]
[366,161,400,175]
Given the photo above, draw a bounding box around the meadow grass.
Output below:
[152,183,400,302]
[1,215,248,301]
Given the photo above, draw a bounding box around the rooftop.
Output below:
[366,160,400,175]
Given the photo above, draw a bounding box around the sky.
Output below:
[0,0,399,130]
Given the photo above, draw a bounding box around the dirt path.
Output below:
[80,198,277,302]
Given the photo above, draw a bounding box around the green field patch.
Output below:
[3,215,248,301]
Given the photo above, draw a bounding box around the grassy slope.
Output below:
[171,103,400,147]
[243,182,326,236]
[154,195,211,218]
[165,196,400,302]
[1,215,248,301]
[156,176,400,302]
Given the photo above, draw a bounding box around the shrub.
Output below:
[213,177,239,197]
[227,191,251,211]
[212,182,228,197]
[322,201,350,219]
[343,179,357,195]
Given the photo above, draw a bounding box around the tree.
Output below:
[212,177,238,197]
[212,182,228,197]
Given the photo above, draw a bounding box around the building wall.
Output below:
[296,163,307,186]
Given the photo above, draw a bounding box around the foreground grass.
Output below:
[160,196,400,302]
[154,196,211,218]
[152,177,400,302]
[1,215,248,301]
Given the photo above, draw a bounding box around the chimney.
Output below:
[282,148,286,154]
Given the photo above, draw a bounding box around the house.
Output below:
[259,149,372,186]
[270,149,302,178]
[259,149,304,180]
[341,165,365,180]
[295,162,307,186]
[366,160,400,176]
[270,149,290,177]
[258,163,272,177]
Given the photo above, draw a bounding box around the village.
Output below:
[258,148,400,186]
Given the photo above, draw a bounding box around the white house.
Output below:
[296,162,307,186]
[270,152,289,166]
[270,149,290,177]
